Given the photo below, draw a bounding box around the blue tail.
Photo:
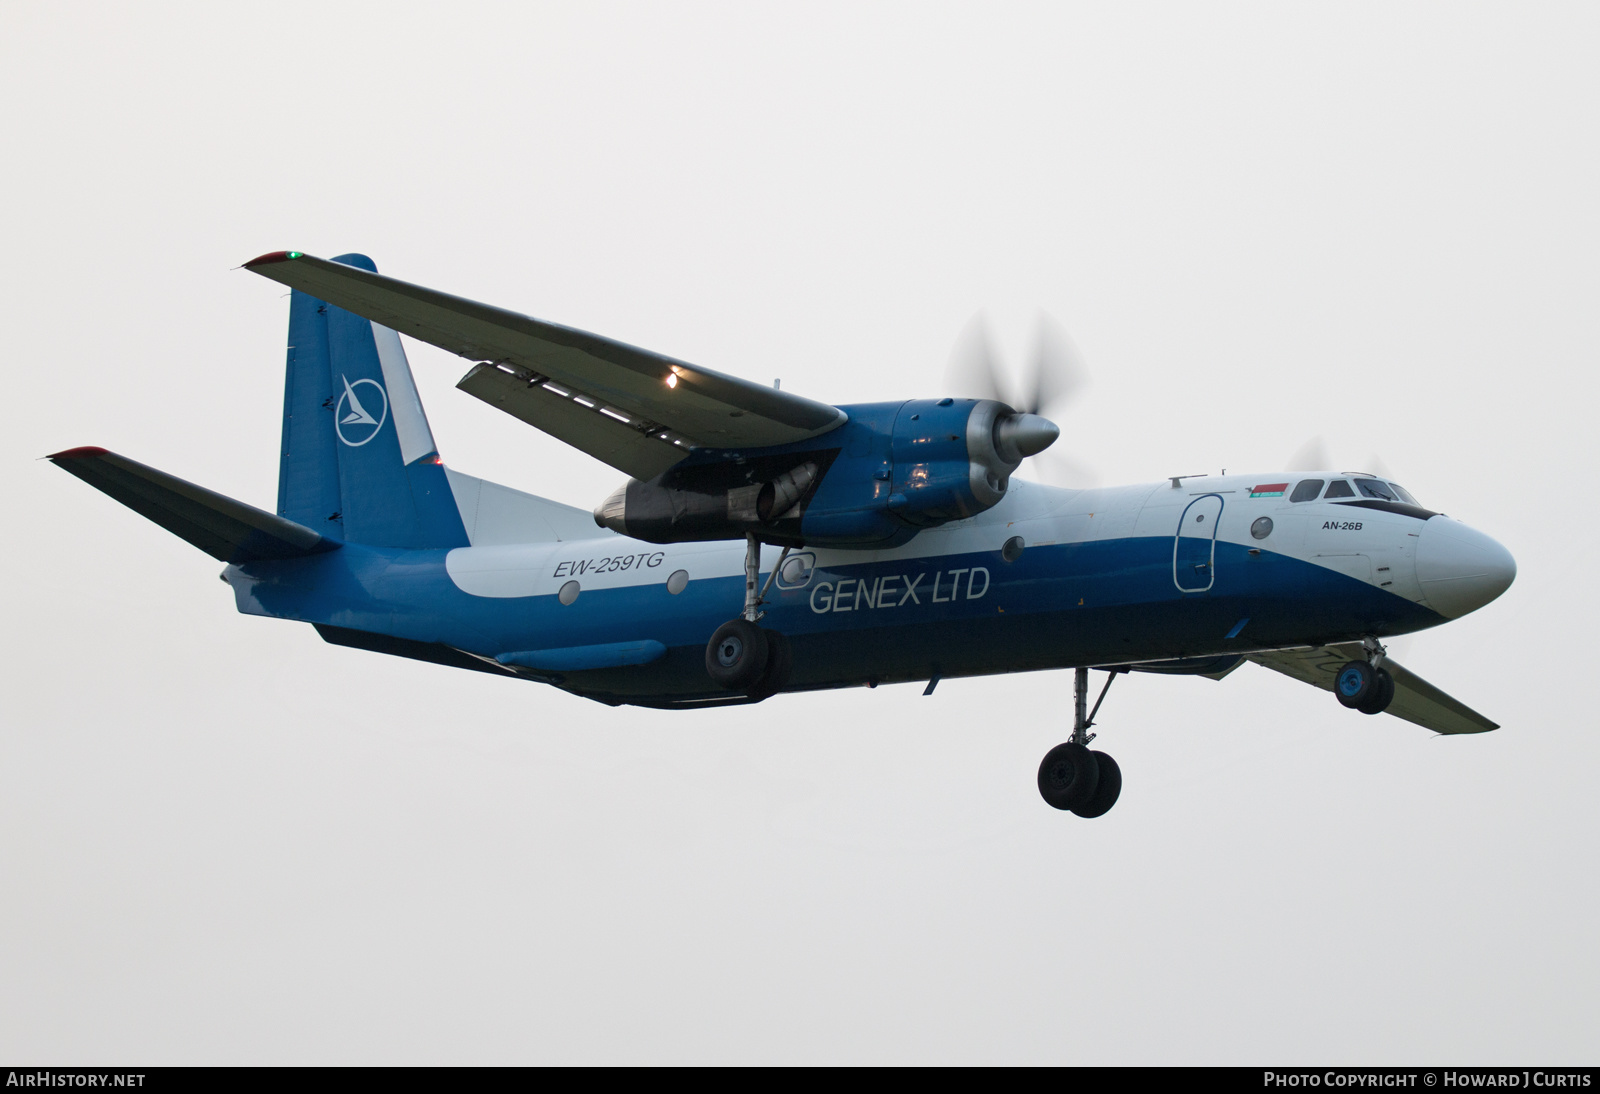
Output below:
[277,253,468,549]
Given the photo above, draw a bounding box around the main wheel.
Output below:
[706,619,769,691]
[745,629,793,700]
[1070,751,1122,818]
[1357,667,1395,715]
[1037,742,1100,811]
[1334,660,1376,709]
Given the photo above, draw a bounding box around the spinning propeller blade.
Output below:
[1287,436,1332,474]
[945,312,1009,406]
[1286,436,1393,480]
[945,311,1087,417]
[1021,312,1088,419]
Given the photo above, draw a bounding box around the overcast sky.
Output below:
[2,1,1595,1064]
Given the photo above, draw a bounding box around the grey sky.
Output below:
[1,2,1594,1063]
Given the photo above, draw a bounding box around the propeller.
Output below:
[945,311,1096,486]
[1286,436,1392,480]
[1286,436,1331,475]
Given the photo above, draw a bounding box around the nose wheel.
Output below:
[1038,667,1124,818]
[1335,637,1395,715]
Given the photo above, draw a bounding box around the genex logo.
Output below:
[335,374,388,447]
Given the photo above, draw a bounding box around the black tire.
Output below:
[1071,751,1123,818]
[1358,667,1395,715]
[705,619,769,691]
[1334,660,1375,709]
[745,629,793,700]
[1037,742,1100,811]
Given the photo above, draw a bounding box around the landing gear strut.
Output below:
[704,534,793,698]
[1038,667,1124,818]
[1335,636,1395,716]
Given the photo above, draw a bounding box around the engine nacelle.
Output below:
[593,398,1057,547]
[593,458,823,545]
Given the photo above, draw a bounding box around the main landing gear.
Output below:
[1038,667,1124,818]
[1334,636,1395,716]
[705,534,792,699]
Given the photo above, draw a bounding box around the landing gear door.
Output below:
[1173,494,1224,592]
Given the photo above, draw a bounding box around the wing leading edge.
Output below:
[243,252,847,480]
[1248,644,1499,735]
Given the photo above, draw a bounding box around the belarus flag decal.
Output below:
[1250,483,1289,498]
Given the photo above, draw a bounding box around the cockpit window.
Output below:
[1388,482,1419,505]
[1323,479,1354,499]
[1290,479,1324,502]
[1355,478,1397,501]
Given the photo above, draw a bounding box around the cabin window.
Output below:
[1389,482,1420,505]
[1290,479,1324,502]
[1323,479,1354,499]
[1355,478,1397,501]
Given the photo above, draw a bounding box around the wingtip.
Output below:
[243,250,304,268]
[48,446,109,461]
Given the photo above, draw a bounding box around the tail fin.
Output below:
[279,253,468,549]
[50,447,338,564]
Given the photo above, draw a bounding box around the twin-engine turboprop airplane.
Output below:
[50,252,1517,818]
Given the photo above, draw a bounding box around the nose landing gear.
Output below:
[1335,637,1395,715]
[1037,667,1124,818]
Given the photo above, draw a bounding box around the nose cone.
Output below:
[1415,517,1516,618]
[994,413,1060,462]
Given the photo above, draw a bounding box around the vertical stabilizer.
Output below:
[276,253,469,549]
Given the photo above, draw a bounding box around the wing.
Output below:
[243,252,847,480]
[1248,643,1499,735]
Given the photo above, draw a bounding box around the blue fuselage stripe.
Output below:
[229,535,1443,701]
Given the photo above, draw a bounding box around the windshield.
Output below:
[1388,482,1420,505]
[1353,477,1423,506]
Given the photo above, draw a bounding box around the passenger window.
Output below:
[1290,479,1324,502]
[1323,479,1354,499]
[1356,478,1396,501]
[1388,482,1419,505]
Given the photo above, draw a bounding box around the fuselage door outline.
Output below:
[1173,494,1225,593]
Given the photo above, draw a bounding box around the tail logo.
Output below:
[335,375,389,447]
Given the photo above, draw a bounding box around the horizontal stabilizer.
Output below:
[242,252,847,479]
[50,447,340,564]
[1248,643,1498,734]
